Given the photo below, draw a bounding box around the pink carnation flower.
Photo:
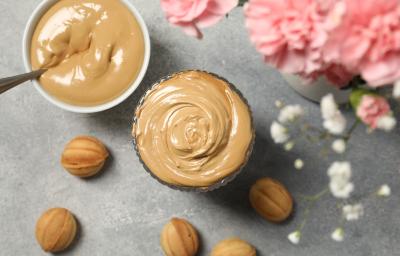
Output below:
[324,0,400,87]
[244,0,353,87]
[356,95,390,128]
[160,0,238,39]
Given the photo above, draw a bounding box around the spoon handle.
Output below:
[0,69,47,95]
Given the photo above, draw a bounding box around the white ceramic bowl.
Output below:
[282,73,351,104]
[22,0,151,113]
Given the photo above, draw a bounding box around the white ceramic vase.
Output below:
[282,73,351,104]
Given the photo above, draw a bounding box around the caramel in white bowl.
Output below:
[23,0,150,113]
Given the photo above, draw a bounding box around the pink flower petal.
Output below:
[323,0,400,87]
[324,64,353,87]
[161,0,210,23]
[206,0,238,15]
[195,11,225,28]
[161,0,234,38]
[274,50,306,74]
[289,0,314,10]
[196,0,237,28]
[361,54,400,86]
[357,95,391,128]
[177,22,203,39]
[340,35,371,69]
[245,0,354,82]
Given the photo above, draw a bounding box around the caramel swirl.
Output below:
[30,0,145,106]
[133,71,253,187]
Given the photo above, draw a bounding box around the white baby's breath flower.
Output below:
[275,100,284,108]
[321,94,337,119]
[376,115,396,132]
[343,204,364,221]
[321,94,347,135]
[377,184,391,197]
[284,141,295,151]
[327,162,351,178]
[332,139,346,154]
[327,162,354,199]
[270,121,290,144]
[331,228,344,242]
[278,105,304,124]
[393,81,400,99]
[294,159,304,170]
[288,231,301,245]
[323,114,347,135]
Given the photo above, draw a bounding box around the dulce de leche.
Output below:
[30,0,145,106]
[133,71,254,188]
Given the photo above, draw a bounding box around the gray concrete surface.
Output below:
[1,1,399,255]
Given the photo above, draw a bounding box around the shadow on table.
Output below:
[83,36,183,134]
[201,129,297,226]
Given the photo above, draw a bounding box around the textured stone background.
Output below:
[0,1,399,255]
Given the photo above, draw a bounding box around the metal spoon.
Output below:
[0,69,47,95]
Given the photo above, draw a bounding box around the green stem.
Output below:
[297,188,329,232]
[301,123,331,143]
[343,120,359,142]
[302,124,326,134]
[334,202,346,228]
[298,201,314,231]
[302,120,360,143]
[299,188,329,201]
[338,216,345,228]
